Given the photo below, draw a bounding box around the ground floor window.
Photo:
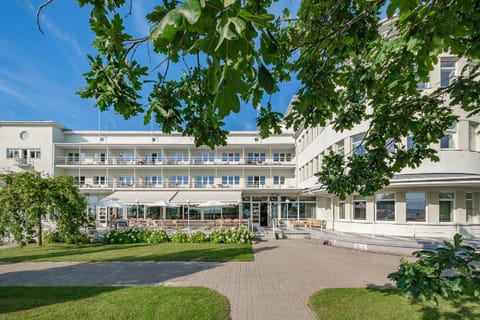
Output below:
[439,192,455,222]
[299,202,316,219]
[353,196,366,220]
[375,193,395,221]
[338,200,345,220]
[406,192,426,222]
[466,193,474,223]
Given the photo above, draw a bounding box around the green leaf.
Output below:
[258,63,275,94]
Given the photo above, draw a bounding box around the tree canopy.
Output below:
[0,172,87,246]
[40,0,480,197]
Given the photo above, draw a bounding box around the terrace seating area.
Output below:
[110,218,250,231]
[288,218,327,231]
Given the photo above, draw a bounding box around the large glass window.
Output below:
[145,176,162,186]
[222,176,240,186]
[273,152,292,162]
[273,176,285,186]
[118,176,134,187]
[247,152,266,164]
[353,195,366,220]
[440,123,456,149]
[169,175,189,187]
[195,175,214,187]
[469,123,478,151]
[406,192,426,222]
[376,193,395,221]
[352,134,366,155]
[93,176,106,185]
[440,60,456,87]
[466,193,474,223]
[247,176,265,187]
[221,152,240,162]
[439,192,455,222]
[338,200,345,220]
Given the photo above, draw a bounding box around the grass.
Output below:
[0,242,253,262]
[308,288,480,320]
[0,286,229,320]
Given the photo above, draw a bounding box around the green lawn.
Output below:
[0,242,253,262]
[0,286,229,320]
[308,288,480,320]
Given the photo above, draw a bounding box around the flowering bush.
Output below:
[101,227,255,245]
[209,227,255,244]
[102,228,148,244]
[171,230,189,243]
[147,230,170,243]
[188,231,209,243]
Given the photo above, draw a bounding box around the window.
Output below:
[353,195,366,220]
[222,152,240,162]
[119,152,134,164]
[195,152,214,163]
[29,149,41,159]
[145,152,161,164]
[247,152,266,164]
[73,176,85,186]
[119,176,134,186]
[145,176,162,186]
[247,176,265,187]
[338,200,345,220]
[440,123,456,149]
[385,138,395,153]
[273,176,285,185]
[169,176,189,187]
[352,134,366,155]
[440,60,456,87]
[336,140,345,155]
[375,193,395,221]
[93,176,106,185]
[469,122,478,151]
[169,153,189,164]
[195,175,214,187]
[439,192,455,222]
[222,176,240,186]
[406,192,426,222]
[93,152,105,164]
[466,193,474,223]
[407,135,415,150]
[273,152,292,162]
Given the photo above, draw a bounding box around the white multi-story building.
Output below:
[1,56,479,238]
[0,122,315,229]
[296,53,480,238]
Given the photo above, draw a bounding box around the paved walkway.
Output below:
[0,239,402,320]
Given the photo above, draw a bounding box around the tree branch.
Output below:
[36,0,54,34]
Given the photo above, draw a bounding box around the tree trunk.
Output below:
[38,215,43,246]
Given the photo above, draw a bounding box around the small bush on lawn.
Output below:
[171,230,189,243]
[148,230,170,243]
[43,231,62,244]
[189,231,209,243]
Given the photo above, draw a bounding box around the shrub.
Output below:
[102,228,149,244]
[171,230,188,243]
[148,230,170,243]
[64,232,91,245]
[208,227,255,244]
[189,231,209,243]
[43,231,62,244]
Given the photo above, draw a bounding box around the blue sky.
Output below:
[0,0,300,132]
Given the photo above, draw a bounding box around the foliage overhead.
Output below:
[40,0,480,197]
[0,172,87,246]
[388,234,480,304]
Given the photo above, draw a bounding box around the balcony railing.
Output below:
[76,181,295,190]
[56,156,294,166]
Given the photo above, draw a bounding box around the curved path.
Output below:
[0,239,402,320]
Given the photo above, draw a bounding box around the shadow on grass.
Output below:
[0,286,122,314]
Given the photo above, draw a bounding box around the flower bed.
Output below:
[101,227,255,245]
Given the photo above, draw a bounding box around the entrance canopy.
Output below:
[170,191,242,205]
[101,191,177,205]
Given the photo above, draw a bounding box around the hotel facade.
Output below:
[1,55,479,239]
